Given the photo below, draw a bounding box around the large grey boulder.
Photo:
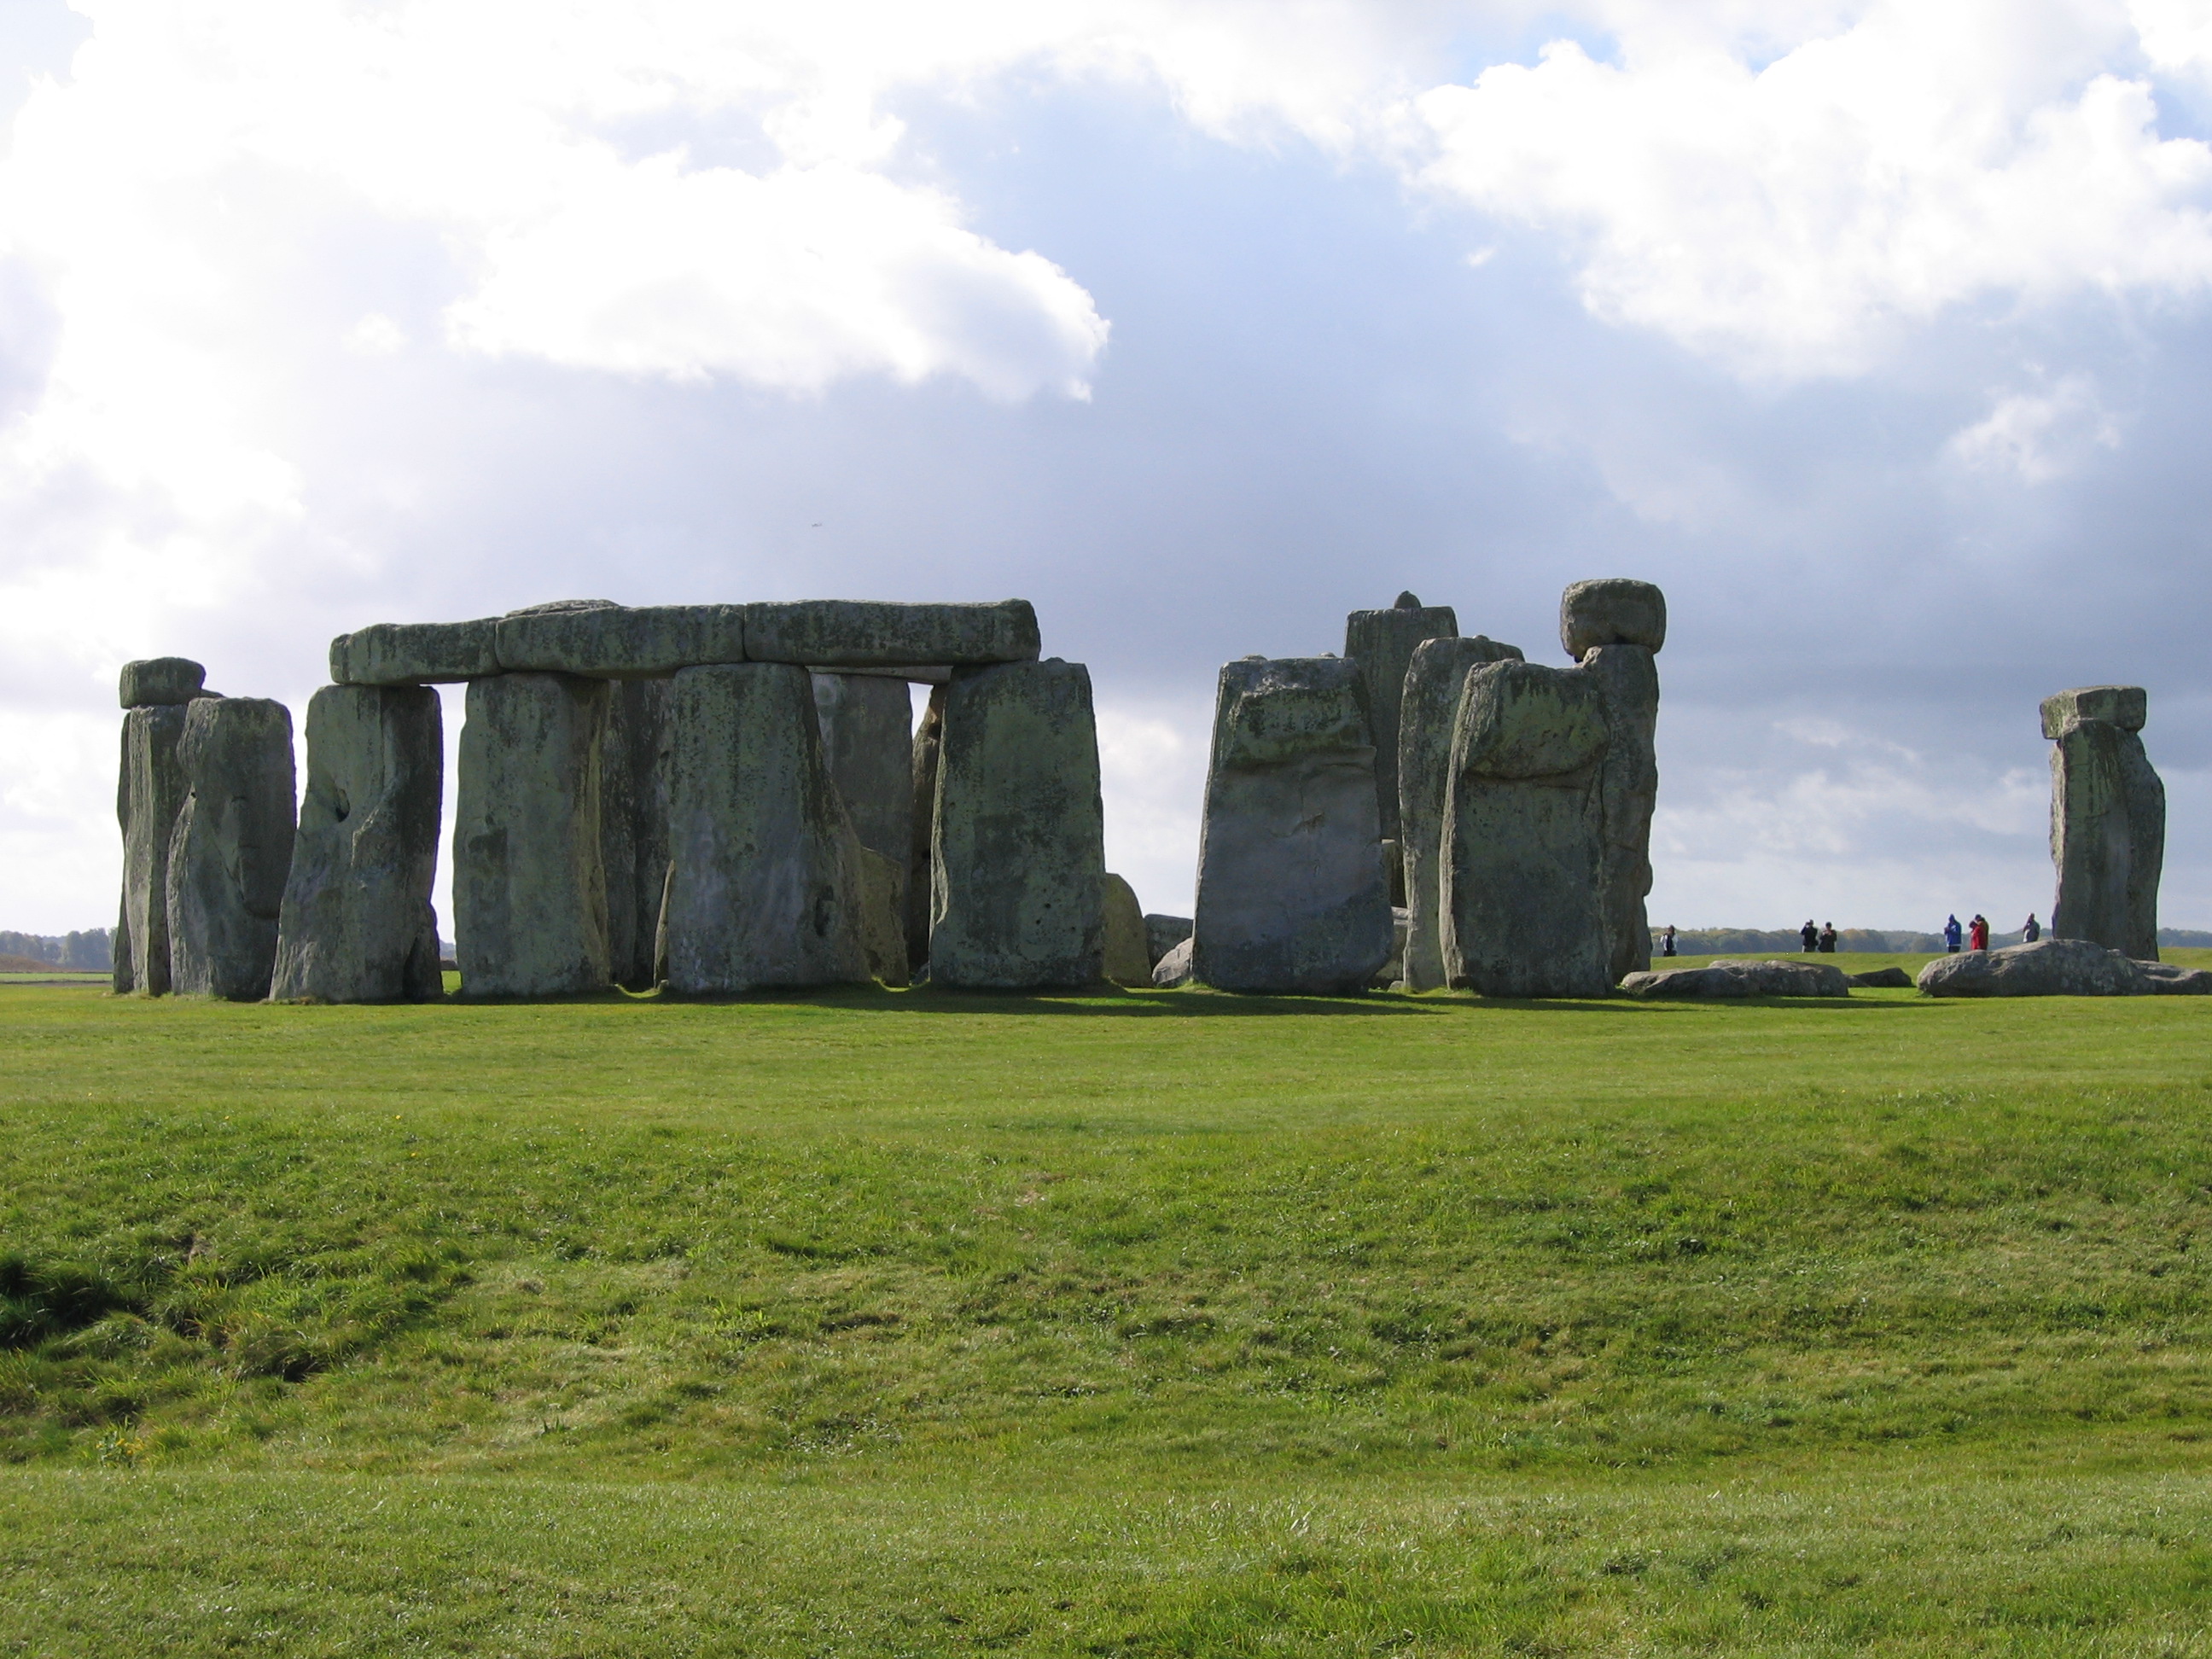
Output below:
[115,704,190,995]
[597,678,671,990]
[1560,579,1667,660]
[166,697,295,1001]
[1398,634,1524,992]
[330,620,500,685]
[1101,873,1150,986]
[905,684,948,975]
[271,684,445,1003]
[660,663,870,994]
[1193,656,1394,995]
[1144,912,1192,969]
[1151,936,1194,987]
[1344,592,1458,843]
[1441,660,1611,998]
[498,601,747,678]
[1620,959,1850,998]
[748,600,1039,669]
[453,672,612,998]
[1917,936,2209,997]
[929,659,1106,990]
[1580,641,1661,982]
[1848,966,1916,988]
[119,657,207,707]
[2045,685,2163,960]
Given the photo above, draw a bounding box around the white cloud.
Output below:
[1413,1,2212,376]
[1946,374,2122,481]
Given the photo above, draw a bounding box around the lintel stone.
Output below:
[332,620,500,685]
[748,600,1039,669]
[2040,684,2147,737]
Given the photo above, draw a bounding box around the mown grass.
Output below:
[3,977,2210,1653]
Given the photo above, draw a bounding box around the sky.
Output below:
[3,0,2211,937]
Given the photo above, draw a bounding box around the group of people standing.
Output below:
[1798,920,1839,953]
[1941,913,2040,953]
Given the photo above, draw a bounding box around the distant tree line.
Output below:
[0,929,114,970]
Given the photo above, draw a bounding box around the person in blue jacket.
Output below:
[1943,914,1963,953]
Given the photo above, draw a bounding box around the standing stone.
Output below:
[814,672,915,981]
[661,663,870,994]
[454,673,611,998]
[905,684,948,975]
[167,697,296,1001]
[849,843,910,987]
[1561,579,1666,984]
[597,678,671,991]
[271,685,444,1003]
[2045,685,2164,960]
[1101,873,1150,986]
[930,660,1106,990]
[1398,634,1524,991]
[1441,659,1611,998]
[1193,657,1393,995]
[116,705,190,995]
[1343,592,1458,843]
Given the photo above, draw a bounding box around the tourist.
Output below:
[1943,914,1963,953]
[1969,914,1989,952]
[1801,918,1819,952]
[2023,913,2041,942]
[1819,922,1837,953]
[1661,925,1677,958]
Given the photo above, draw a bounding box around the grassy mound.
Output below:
[3,979,2209,1653]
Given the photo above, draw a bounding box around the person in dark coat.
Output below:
[1819,923,1837,953]
[2023,913,2041,942]
[1801,919,1819,952]
[1660,925,1677,958]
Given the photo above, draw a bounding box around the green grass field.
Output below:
[3,965,2210,1655]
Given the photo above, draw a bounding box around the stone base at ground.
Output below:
[1620,959,1851,998]
[1916,937,2212,997]
[1847,966,1915,988]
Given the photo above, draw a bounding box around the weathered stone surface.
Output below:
[1916,936,2203,997]
[2046,686,2164,959]
[1581,640,1661,982]
[1102,873,1150,986]
[1398,635,1524,992]
[661,663,870,994]
[1144,913,1192,969]
[497,602,747,678]
[271,685,444,1003]
[905,684,948,975]
[597,678,671,990]
[1372,905,1411,989]
[2041,684,2146,737]
[748,600,1039,669]
[1848,966,1915,988]
[454,673,611,998]
[119,657,206,707]
[166,697,295,1001]
[1620,959,1850,998]
[930,659,1106,990]
[1441,660,1611,998]
[814,672,914,864]
[1152,936,1194,987]
[1560,579,1667,661]
[116,705,189,995]
[1344,593,1458,841]
[852,842,910,987]
[331,620,500,686]
[1193,657,1393,995]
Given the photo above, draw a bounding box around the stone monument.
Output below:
[1192,656,1393,994]
[167,696,295,1000]
[1560,579,1664,983]
[2044,684,2163,960]
[114,657,207,996]
[1343,592,1458,847]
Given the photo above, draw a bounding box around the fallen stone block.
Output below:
[1847,966,1915,988]
[271,684,445,1003]
[1152,936,1194,987]
[930,659,1106,990]
[748,600,1039,669]
[1915,936,2205,997]
[1144,913,1192,969]
[1620,959,1851,998]
[1193,656,1393,995]
[167,696,295,1001]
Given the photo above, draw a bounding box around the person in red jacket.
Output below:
[1968,914,1989,952]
